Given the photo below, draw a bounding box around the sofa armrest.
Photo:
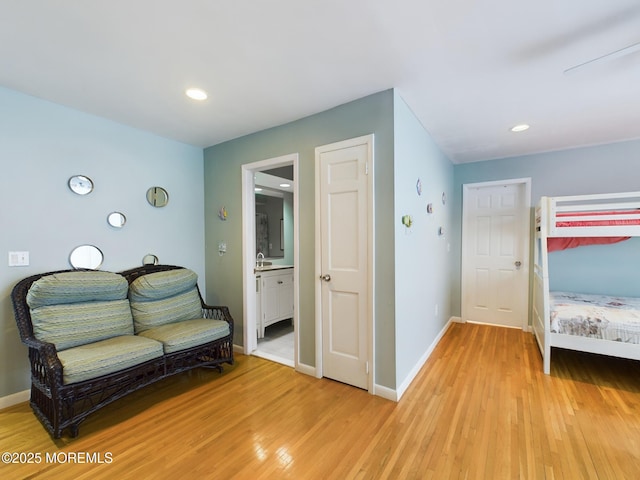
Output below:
[201,304,234,329]
[11,271,67,390]
[22,336,64,390]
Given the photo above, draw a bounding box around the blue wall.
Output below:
[393,92,454,388]
[0,87,205,399]
[452,139,640,316]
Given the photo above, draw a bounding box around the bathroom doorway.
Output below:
[241,154,298,368]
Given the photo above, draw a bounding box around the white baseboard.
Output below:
[466,320,522,330]
[374,384,397,402]
[394,317,456,402]
[233,344,245,354]
[295,362,316,377]
[0,389,29,410]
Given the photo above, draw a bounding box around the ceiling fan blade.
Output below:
[564,41,640,74]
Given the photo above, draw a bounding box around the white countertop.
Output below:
[254,265,294,274]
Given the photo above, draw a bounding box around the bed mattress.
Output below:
[550,291,640,344]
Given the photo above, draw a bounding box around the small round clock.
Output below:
[68,175,94,195]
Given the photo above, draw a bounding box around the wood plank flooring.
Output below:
[2,322,640,479]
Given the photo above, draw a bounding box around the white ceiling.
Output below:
[2,1,639,164]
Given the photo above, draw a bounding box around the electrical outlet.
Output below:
[9,251,29,266]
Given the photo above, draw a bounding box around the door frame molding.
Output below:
[314,134,375,394]
[461,177,532,330]
[241,153,299,367]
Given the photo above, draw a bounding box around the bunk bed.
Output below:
[533,191,640,374]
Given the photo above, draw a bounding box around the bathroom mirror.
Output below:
[68,175,94,195]
[255,194,285,259]
[69,245,104,270]
[146,186,169,207]
[107,211,126,228]
[254,167,293,259]
[142,254,159,265]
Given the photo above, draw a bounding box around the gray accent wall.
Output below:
[0,87,205,398]
[204,90,397,388]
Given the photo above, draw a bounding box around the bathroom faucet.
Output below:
[256,252,265,268]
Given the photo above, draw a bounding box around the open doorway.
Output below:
[241,154,299,368]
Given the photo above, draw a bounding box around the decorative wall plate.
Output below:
[68,175,94,195]
[107,212,126,228]
[146,186,169,207]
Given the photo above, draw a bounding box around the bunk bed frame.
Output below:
[533,191,640,374]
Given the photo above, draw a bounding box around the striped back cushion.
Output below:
[128,269,203,333]
[27,271,129,308]
[27,271,134,351]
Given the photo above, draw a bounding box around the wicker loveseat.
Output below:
[11,264,234,438]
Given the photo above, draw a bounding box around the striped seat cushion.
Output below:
[138,318,230,353]
[27,271,134,350]
[57,335,164,385]
[129,269,203,333]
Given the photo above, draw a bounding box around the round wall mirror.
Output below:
[107,211,126,228]
[146,186,169,207]
[69,245,104,270]
[142,254,159,265]
[68,175,94,195]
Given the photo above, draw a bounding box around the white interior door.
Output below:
[462,180,530,329]
[316,135,373,391]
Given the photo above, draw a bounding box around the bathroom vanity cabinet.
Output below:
[256,267,294,338]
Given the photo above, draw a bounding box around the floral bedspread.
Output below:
[550,291,640,343]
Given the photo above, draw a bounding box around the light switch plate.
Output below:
[9,251,29,266]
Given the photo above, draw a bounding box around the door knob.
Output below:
[515,261,522,268]
[320,274,331,282]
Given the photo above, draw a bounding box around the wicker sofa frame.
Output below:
[11,264,234,439]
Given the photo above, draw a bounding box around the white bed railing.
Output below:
[537,192,640,238]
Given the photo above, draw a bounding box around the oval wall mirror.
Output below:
[68,175,94,195]
[146,186,169,207]
[142,254,159,265]
[69,245,104,270]
[107,211,126,228]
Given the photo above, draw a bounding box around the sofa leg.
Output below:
[202,365,223,373]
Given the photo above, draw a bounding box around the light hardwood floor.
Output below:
[2,322,640,479]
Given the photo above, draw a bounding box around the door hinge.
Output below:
[365,361,369,375]
[365,162,369,175]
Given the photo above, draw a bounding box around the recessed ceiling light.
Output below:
[279,183,291,188]
[510,124,530,132]
[185,88,208,101]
